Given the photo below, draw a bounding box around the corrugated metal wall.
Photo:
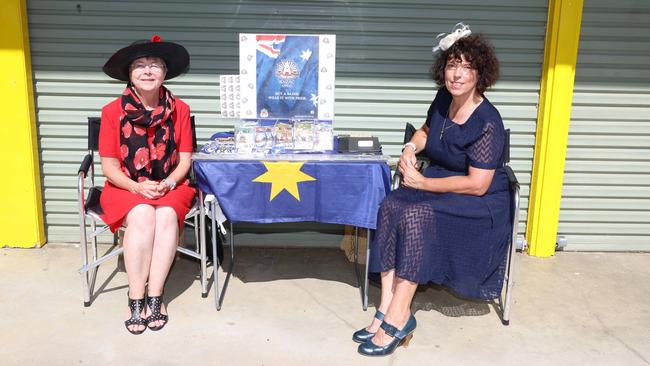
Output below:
[561,0,650,250]
[28,0,546,244]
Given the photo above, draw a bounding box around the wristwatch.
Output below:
[401,142,417,153]
[163,177,177,190]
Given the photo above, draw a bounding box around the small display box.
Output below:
[337,136,382,154]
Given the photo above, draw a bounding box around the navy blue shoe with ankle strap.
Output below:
[357,314,417,357]
[352,310,385,343]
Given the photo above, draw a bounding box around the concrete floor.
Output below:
[1,245,649,366]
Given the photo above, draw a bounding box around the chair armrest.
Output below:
[392,170,403,191]
[391,160,426,191]
[504,165,519,189]
[78,153,93,176]
[85,186,104,215]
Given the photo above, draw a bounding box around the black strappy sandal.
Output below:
[146,295,168,331]
[124,297,147,335]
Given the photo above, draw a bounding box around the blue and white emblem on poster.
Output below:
[239,34,336,120]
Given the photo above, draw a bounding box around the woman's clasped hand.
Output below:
[129,179,174,199]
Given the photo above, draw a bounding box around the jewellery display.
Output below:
[235,120,257,153]
[313,120,333,151]
[272,120,294,150]
[254,121,274,152]
[201,134,236,154]
[203,119,335,155]
[293,119,315,150]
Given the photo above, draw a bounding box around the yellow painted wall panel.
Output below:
[0,0,46,247]
[526,0,583,257]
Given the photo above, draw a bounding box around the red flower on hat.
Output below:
[151,35,162,42]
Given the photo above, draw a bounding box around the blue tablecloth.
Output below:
[193,156,391,229]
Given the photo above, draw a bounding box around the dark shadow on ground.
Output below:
[363,270,492,318]
[185,246,493,319]
[219,247,359,288]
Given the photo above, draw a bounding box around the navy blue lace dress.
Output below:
[369,87,511,300]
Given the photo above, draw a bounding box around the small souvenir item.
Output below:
[235,120,257,153]
[272,120,294,150]
[215,137,236,154]
[254,120,274,153]
[201,140,219,154]
[219,74,241,119]
[313,120,334,151]
[293,119,314,150]
[200,132,236,154]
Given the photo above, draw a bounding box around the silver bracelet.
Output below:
[163,177,177,190]
[401,142,417,153]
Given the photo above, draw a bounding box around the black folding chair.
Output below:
[77,116,207,306]
[392,123,520,325]
[391,123,430,191]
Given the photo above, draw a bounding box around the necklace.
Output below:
[439,109,456,140]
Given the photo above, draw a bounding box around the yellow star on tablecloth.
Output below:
[252,161,316,201]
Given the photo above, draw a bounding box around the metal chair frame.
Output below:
[392,122,520,325]
[77,116,208,306]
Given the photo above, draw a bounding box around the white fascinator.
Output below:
[432,23,472,53]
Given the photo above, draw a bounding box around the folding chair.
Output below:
[391,122,431,191]
[77,116,208,306]
[392,123,520,325]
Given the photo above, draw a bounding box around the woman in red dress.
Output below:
[99,36,195,334]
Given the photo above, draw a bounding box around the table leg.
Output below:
[353,226,359,264]
[211,200,220,309]
[353,226,361,301]
[363,229,371,311]
[352,226,369,311]
[213,207,235,311]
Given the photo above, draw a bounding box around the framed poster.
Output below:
[239,34,336,120]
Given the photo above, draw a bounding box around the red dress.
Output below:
[98,96,196,233]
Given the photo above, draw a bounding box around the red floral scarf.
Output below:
[119,85,178,182]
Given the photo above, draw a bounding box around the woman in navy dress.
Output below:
[355,25,511,356]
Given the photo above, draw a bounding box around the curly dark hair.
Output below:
[430,33,499,95]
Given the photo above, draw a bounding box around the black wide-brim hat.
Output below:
[103,35,190,81]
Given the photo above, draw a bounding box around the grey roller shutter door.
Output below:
[28,0,546,243]
[561,0,650,251]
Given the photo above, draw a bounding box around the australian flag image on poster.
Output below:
[255,35,320,119]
